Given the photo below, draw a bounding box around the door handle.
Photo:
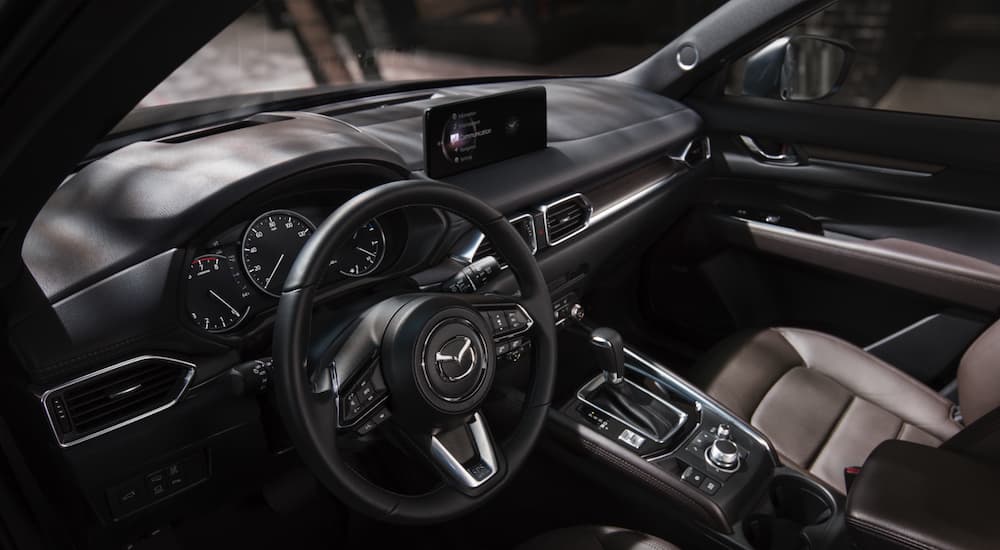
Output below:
[739,135,799,165]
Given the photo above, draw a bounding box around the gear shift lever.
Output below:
[591,327,625,385]
[586,327,682,443]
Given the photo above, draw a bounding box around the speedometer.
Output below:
[241,210,315,297]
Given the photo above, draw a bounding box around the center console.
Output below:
[550,324,847,549]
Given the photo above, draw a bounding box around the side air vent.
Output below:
[540,194,592,246]
[42,356,195,447]
[472,214,538,269]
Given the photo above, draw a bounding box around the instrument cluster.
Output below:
[184,208,390,334]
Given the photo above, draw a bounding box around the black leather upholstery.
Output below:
[516,526,680,550]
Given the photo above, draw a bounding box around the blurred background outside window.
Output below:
[728,0,1000,122]
[138,0,726,108]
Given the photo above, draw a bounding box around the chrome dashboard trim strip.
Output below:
[40,355,196,448]
[589,168,681,226]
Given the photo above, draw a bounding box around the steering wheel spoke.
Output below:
[426,411,503,492]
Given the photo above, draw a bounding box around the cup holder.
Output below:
[743,475,836,550]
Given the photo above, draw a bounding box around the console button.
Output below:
[681,466,705,487]
[700,477,722,495]
[617,428,645,450]
[108,477,148,516]
[146,470,169,498]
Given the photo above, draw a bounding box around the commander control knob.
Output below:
[570,303,585,322]
[708,439,740,471]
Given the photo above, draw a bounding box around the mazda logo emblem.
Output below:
[435,335,478,382]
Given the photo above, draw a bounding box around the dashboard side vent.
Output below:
[541,194,592,246]
[472,214,537,269]
[43,356,195,447]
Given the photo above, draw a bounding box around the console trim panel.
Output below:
[577,374,689,444]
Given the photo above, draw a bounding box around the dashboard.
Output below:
[10,76,706,531]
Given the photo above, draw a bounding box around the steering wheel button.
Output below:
[506,311,523,329]
[489,311,508,332]
[496,342,510,355]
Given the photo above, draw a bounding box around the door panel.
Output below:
[641,96,1000,388]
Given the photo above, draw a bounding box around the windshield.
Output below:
[136,1,726,109]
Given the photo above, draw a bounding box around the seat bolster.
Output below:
[689,329,803,419]
[957,320,1000,425]
[775,328,962,441]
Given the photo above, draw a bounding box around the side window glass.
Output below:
[727,0,1000,122]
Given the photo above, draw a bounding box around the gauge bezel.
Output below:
[336,218,387,278]
[186,253,252,333]
[241,209,317,297]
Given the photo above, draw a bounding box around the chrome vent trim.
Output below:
[539,193,593,246]
[461,214,537,269]
[41,355,195,447]
[669,136,711,167]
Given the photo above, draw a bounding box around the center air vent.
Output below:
[541,194,592,246]
[42,356,194,446]
[472,214,538,268]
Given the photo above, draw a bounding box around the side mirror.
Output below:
[742,35,854,101]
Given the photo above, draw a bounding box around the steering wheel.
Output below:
[272,179,556,524]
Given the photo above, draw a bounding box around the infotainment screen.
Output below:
[424,87,547,178]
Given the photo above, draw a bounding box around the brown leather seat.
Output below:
[689,325,1000,493]
[516,526,680,550]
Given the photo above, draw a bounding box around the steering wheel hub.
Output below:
[382,298,496,422]
[422,318,490,402]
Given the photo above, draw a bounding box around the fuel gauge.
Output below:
[186,254,251,333]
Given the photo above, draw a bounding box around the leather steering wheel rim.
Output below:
[272,179,556,524]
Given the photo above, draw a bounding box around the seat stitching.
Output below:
[776,327,963,438]
[847,516,941,550]
[804,395,855,470]
[747,330,808,424]
[748,365,803,425]
[778,328,956,409]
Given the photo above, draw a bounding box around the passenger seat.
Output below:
[688,322,1000,493]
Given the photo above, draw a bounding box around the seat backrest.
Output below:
[958,320,1000,424]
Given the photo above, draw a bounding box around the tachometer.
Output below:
[241,210,315,297]
[332,219,386,277]
[186,254,251,333]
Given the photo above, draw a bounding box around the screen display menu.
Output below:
[424,87,547,178]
